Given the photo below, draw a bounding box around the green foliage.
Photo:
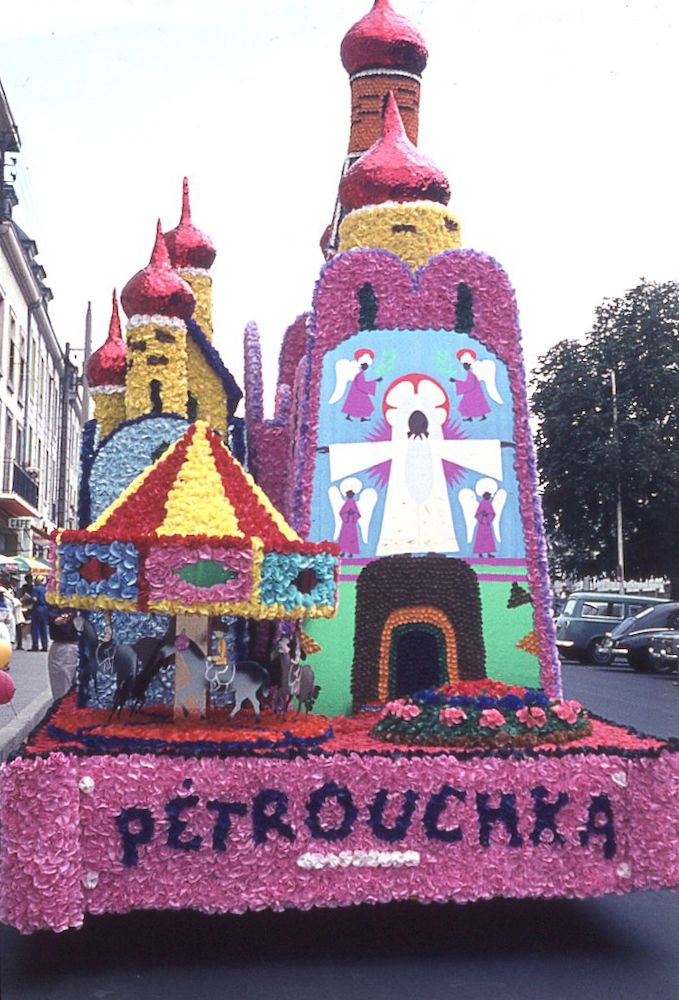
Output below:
[531,279,679,585]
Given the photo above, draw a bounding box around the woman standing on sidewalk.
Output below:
[47,607,78,699]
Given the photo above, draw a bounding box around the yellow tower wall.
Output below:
[338,202,462,271]
[180,269,213,341]
[125,316,188,420]
[92,388,126,439]
[186,336,228,436]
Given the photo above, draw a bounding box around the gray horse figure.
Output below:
[73,613,174,718]
[270,634,318,718]
[162,633,270,722]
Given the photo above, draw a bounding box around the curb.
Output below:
[0,690,53,762]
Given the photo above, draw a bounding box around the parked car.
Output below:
[555,591,667,664]
[648,632,679,675]
[600,602,679,672]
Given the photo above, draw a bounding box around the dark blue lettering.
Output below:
[368,788,419,842]
[423,784,466,843]
[165,794,202,851]
[116,807,155,867]
[579,794,616,859]
[206,800,248,852]
[305,782,358,842]
[476,792,523,847]
[252,788,295,844]
[530,785,569,846]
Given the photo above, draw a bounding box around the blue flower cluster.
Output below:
[411,687,550,711]
[89,414,189,520]
[59,541,139,600]
[260,551,336,611]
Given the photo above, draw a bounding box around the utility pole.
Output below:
[83,301,92,423]
[57,342,73,527]
[610,369,625,595]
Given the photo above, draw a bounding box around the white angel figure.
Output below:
[322,375,507,555]
[451,348,503,421]
[327,477,378,555]
[328,349,383,420]
[458,476,508,557]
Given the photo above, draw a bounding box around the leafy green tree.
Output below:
[530,279,679,595]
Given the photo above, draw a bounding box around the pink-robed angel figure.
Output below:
[450,348,503,422]
[329,349,383,421]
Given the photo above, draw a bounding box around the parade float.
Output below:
[0,0,677,934]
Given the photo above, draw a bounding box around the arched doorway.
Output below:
[378,605,458,701]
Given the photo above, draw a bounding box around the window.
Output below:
[0,290,5,371]
[7,313,17,390]
[563,598,577,616]
[610,603,625,619]
[4,412,13,462]
[15,426,22,464]
[580,601,611,618]
[628,604,645,618]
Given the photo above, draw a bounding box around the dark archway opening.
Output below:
[390,623,447,697]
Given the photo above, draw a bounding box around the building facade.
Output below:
[0,79,82,559]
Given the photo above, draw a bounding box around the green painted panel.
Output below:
[303,576,541,718]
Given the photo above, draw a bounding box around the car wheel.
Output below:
[651,653,677,675]
[587,638,613,666]
[628,649,650,673]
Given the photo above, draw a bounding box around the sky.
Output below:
[2,0,679,412]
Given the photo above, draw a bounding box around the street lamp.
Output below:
[610,369,625,595]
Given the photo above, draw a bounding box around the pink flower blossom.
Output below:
[439,706,467,727]
[550,699,582,725]
[382,700,420,720]
[479,708,506,729]
[516,706,547,728]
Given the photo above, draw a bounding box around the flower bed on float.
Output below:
[371,680,592,748]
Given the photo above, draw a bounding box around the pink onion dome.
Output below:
[339,92,450,211]
[164,177,216,270]
[341,0,428,77]
[121,220,195,320]
[86,289,128,388]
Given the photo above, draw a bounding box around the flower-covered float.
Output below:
[1,0,677,934]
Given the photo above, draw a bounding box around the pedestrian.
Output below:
[0,576,17,645]
[20,573,33,647]
[47,606,79,699]
[29,575,49,652]
[11,576,26,649]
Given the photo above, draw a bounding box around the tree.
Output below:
[530,279,679,595]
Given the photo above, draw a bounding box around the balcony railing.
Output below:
[1,459,39,510]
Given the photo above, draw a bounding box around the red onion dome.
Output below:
[86,290,128,388]
[339,92,450,211]
[121,220,195,320]
[164,177,216,270]
[341,0,428,77]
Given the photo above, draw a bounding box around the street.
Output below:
[1,660,678,1000]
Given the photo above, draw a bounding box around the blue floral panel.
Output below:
[260,551,337,611]
[59,540,139,601]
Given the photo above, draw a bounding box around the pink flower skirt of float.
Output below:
[1,681,678,934]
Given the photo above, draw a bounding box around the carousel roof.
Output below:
[50,422,337,619]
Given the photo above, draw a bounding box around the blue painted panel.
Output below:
[309,329,525,560]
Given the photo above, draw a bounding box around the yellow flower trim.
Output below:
[125,318,188,421]
[181,271,213,340]
[159,428,242,537]
[338,202,462,271]
[47,592,137,613]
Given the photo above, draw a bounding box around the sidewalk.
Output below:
[0,649,54,762]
